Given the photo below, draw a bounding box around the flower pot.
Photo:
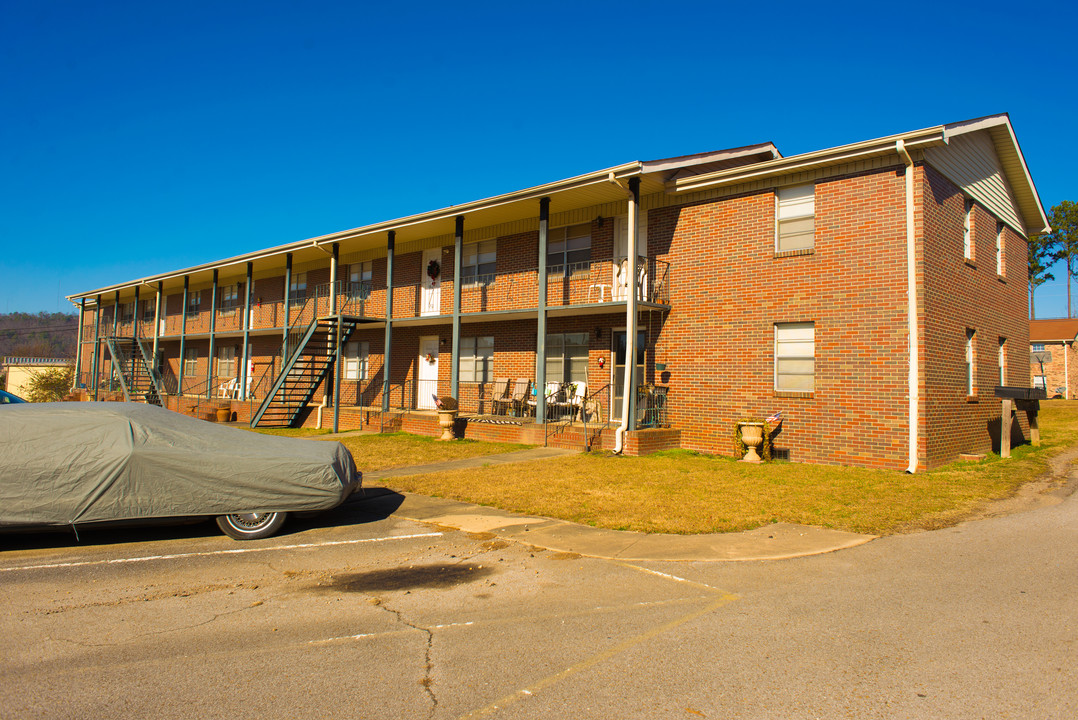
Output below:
[437,410,457,441]
[216,406,232,423]
[738,422,764,463]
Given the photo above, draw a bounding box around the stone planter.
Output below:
[437,410,458,441]
[216,406,232,423]
[737,422,764,463]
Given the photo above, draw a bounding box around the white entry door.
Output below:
[417,336,439,409]
[421,248,441,316]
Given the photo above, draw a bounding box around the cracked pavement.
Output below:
[3,482,1078,718]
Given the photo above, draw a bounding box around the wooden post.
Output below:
[1000,397,1013,458]
[1017,398,1041,447]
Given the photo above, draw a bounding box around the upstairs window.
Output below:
[462,240,497,286]
[547,223,591,275]
[349,262,372,299]
[996,222,1004,276]
[1032,343,1045,353]
[186,291,201,317]
[776,185,815,252]
[963,199,974,260]
[220,283,240,312]
[141,299,155,322]
[290,272,307,303]
[775,322,815,392]
[120,302,134,324]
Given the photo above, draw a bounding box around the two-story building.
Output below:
[69,113,1049,470]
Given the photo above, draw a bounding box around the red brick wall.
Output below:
[921,164,1031,465]
[650,166,911,469]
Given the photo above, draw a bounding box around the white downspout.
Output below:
[609,173,638,454]
[897,140,919,473]
[1066,341,1070,398]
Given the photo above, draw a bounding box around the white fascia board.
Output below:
[667,126,948,194]
[68,161,644,301]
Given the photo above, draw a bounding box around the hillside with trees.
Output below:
[0,312,79,359]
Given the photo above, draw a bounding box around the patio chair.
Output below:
[526,381,563,418]
[508,378,531,417]
[567,381,590,421]
[217,378,237,399]
[489,378,513,415]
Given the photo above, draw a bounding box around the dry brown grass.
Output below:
[382,401,1078,535]
[332,433,530,471]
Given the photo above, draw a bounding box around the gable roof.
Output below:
[1030,319,1078,343]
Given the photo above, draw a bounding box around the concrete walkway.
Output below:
[356,447,877,562]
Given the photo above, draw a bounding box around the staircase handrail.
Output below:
[250,317,320,427]
[135,337,168,402]
[103,336,132,402]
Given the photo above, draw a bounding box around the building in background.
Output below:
[1029,319,1078,398]
[67,114,1048,470]
[1,357,71,397]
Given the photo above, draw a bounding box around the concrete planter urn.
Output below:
[437,410,457,441]
[216,406,232,423]
[738,422,764,463]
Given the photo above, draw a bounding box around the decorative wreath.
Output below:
[425,353,435,364]
[427,259,440,281]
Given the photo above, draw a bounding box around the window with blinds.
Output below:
[776,185,815,252]
[775,322,814,392]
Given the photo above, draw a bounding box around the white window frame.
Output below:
[462,240,497,286]
[459,336,494,383]
[547,223,591,275]
[343,340,369,381]
[290,272,307,303]
[349,262,372,299]
[963,199,973,260]
[218,345,237,378]
[776,185,815,252]
[545,332,589,384]
[966,329,976,396]
[996,222,1004,276]
[998,337,1006,386]
[183,348,198,376]
[775,322,815,392]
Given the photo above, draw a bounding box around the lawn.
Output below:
[368,401,1078,536]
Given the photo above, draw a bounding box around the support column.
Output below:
[451,215,463,399]
[283,253,293,362]
[152,281,163,362]
[133,286,140,340]
[241,262,253,401]
[329,242,339,410]
[110,290,120,388]
[91,295,102,399]
[206,269,218,399]
[179,277,188,395]
[536,198,550,423]
[382,231,395,413]
[74,299,86,391]
[623,178,641,429]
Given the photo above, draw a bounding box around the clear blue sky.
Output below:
[2,1,1075,316]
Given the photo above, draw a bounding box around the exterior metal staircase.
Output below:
[250,317,359,428]
[104,336,165,406]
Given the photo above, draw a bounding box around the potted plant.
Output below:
[434,395,459,441]
[735,420,770,463]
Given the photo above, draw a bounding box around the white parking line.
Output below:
[0,532,444,573]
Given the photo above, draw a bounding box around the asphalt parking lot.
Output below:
[4,485,1078,719]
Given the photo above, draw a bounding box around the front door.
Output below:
[421,248,441,316]
[611,330,646,421]
[417,336,439,409]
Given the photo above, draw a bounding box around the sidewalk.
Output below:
[356,448,877,562]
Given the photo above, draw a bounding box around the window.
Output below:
[183,348,198,376]
[996,222,1004,275]
[290,272,307,303]
[998,337,1006,386]
[462,240,497,286]
[776,185,815,252]
[218,346,237,378]
[349,262,372,299]
[547,223,591,274]
[963,199,973,260]
[1032,343,1045,353]
[966,329,976,396]
[1034,375,1047,390]
[186,291,201,316]
[545,333,589,384]
[220,283,240,313]
[343,340,369,381]
[775,322,815,392]
[120,302,134,324]
[141,300,155,322]
[460,336,493,383]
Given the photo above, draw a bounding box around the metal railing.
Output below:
[635,384,669,429]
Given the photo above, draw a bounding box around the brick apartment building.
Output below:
[69,113,1048,471]
[1029,319,1078,398]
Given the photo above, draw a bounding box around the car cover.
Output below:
[0,402,361,527]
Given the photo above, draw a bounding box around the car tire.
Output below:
[215,512,287,540]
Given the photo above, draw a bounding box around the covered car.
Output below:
[0,402,361,539]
